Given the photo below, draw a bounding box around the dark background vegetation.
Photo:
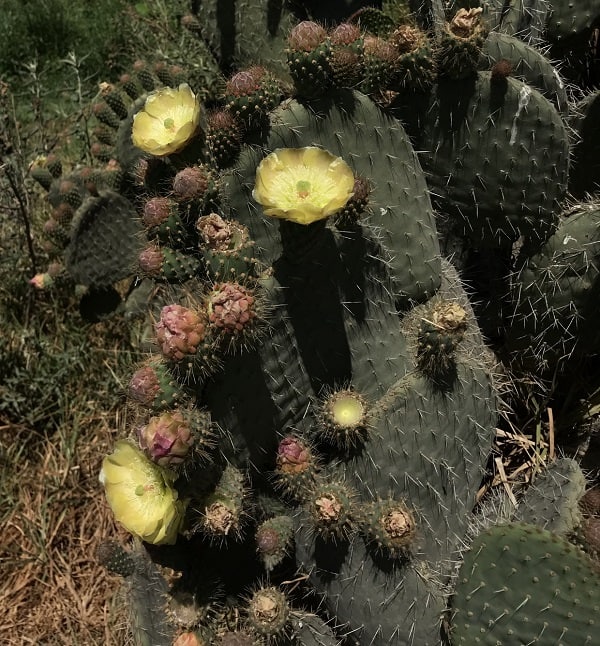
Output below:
[0,2,192,643]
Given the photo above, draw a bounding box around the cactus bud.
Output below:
[334,175,371,227]
[274,435,319,498]
[287,22,332,97]
[207,109,243,168]
[438,7,487,79]
[51,202,75,226]
[207,282,258,341]
[172,165,213,203]
[129,358,187,410]
[359,498,417,557]
[288,21,328,52]
[92,101,120,129]
[198,465,247,541]
[305,480,355,540]
[133,59,157,91]
[142,196,187,244]
[99,81,129,119]
[119,72,143,99]
[155,304,207,362]
[255,515,295,571]
[246,587,290,638]
[225,67,281,123]
[137,410,194,466]
[417,300,468,381]
[330,23,361,46]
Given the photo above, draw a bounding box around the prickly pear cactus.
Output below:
[451,522,600,645]
[505,200,600,372]
[29,2,600,645]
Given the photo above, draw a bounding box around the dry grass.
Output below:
[0,321,140,645]
[0,422,130,644]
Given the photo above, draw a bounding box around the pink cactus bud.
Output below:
[364,35,397,62]
[276,437,311,474]
[138,245,164,276]
[143,196,176,228]
[330,23,361,46]
[155,304,206,361]
[172,166,210,202]
[288,21,328,51]
[226,67,266,96]
[208,283,256,334]
[138,410,193,466]
[129,364,161,406]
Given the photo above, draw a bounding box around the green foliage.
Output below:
[0,0,130,78]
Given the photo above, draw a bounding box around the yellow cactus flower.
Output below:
[100,440,186,545]
[252,147,355,225]
[132,84,200,157]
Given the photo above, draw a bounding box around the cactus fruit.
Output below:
[137,407,213,469]
[225,67,282,124]
[255,515,295,571]
[245,586,290,639]
[437,7,488,80]
[128,358,189,411]
[287,21,333,98]
[196,213,258,281]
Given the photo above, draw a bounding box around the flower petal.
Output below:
[253,147,354,225]
[100,440,185,545]
[131,85,201,157]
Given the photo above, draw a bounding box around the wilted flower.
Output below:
[132,84,200,156]
[100,440,186,544]
[252,147,355,225]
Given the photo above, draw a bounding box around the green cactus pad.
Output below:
[451,522,600,645]
[546,0,600,42]
[65,190,143,287]
[190,0,294,78]
[479,31,569,114]
[293,262,497,644]
[513,457,587,536]
[505,201,600,370]
[402,71,569,247]
[223,89,442,307]
[128,542,174,646]
[495,0,551,44]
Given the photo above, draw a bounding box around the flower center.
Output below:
[163,117,175,131]
[135,483,155,496]
[295,179,311,199]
